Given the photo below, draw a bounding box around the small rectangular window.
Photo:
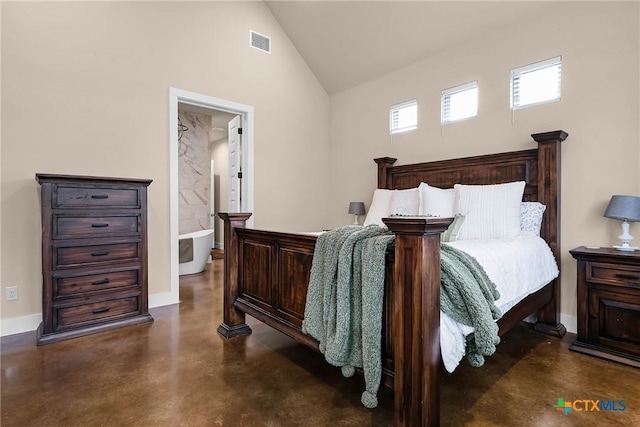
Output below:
[390,99,417,134]
[511,56,561,110]
[441,81,478,124]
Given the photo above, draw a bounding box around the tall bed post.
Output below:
[375,157,398,189]
[531,130,568,337]
[383,217,454,427]
[217,212,253,339]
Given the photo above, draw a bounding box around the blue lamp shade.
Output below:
[604,195,640,222]
[604,195,640,251]
[348,202,366,216]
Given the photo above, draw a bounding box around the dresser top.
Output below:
[36,173,152,186]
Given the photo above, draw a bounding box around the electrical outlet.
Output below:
[6,286,18,301]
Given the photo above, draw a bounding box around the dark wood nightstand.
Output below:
[569,246,640,368]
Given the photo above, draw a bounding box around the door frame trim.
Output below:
[167,87,254,305]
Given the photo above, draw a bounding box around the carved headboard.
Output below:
[374,130,568,263]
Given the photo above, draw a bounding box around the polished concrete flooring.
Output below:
[2,258,639,426]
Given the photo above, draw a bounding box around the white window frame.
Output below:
[441,81,478,124]
[510,56,562,110]
[390,99,418,135]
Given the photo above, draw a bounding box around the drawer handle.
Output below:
[615,273,640,280]
[91,195,109,199]
[91,223,109,228]
[92,278,110,285]
[92,307,110,314]
[91,251,109,257]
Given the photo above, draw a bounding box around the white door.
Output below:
[209,159,215,247]
[228,115,242,212]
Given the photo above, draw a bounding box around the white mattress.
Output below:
[440,234,559,372]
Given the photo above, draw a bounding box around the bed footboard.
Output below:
[218,213,453,427]
[217,214,320,348]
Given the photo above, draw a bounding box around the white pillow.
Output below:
[418,182,456,217]
[520,202,546,235]
[454,181,526,240]
[441,214,466,242]
[363,189,394,227]
[389,188,419,216]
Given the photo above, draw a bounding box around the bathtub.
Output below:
[178,229,214,276]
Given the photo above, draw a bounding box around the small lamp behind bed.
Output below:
[604,195,640,251]
[348,202,366,225]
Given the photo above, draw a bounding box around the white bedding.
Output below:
[441,234,559,372]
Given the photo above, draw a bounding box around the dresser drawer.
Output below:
[54,268,140,299]
[55,186,140,208]
[56,296,140,329]
[55,242,140,268]
[588,262,640,288]
[55,215,140,238]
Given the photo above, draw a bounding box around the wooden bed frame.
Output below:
[217,130,568,426]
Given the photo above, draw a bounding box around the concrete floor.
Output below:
[2,258,639,426]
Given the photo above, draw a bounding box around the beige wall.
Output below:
[328,2,640,331]
[1,1,330,330]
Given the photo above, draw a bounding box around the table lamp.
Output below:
[604,195,640,251]
[348,202,366,225]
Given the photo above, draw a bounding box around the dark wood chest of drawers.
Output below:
[569,246,640,367]
[36,174,153,345]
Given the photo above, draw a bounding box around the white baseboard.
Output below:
[1,293,180,337]
[561,313,577,335]
[149,291,179,308]
[1,313,41,337]
[0,298,576,337]
[214,242,224,249]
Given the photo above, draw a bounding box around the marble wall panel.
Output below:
[178,111,212,235]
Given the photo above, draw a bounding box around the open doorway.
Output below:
[166,88,254,306]
[177,103,236,249]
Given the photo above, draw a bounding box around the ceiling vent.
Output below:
[250,30,271,53]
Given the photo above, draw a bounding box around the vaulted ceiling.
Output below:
[265,1,555,95]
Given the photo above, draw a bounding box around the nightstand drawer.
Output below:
[54,268,140,298]
[55,186,140,208]
[588,262,640,288]
[54,242,140,268]
[55,215,140,238]
[56,296,140,329]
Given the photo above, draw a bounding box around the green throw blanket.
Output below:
[302,226,501,408]
[302,225,393,409]
[440,244,502,367]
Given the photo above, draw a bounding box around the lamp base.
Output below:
[616,220,635,251]
[614,245,638,252]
